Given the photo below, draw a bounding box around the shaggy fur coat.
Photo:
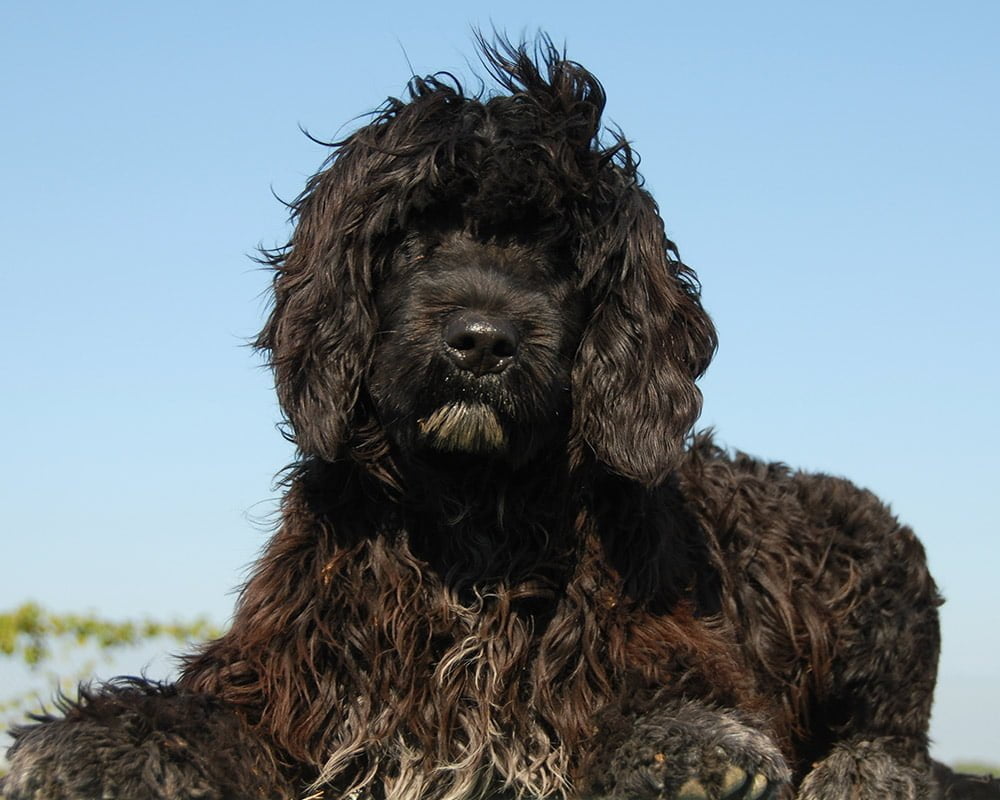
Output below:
[4,36,992,800]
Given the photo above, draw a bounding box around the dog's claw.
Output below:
[720,765,748,797]
[746,773,769,800]
[676,778,709,800]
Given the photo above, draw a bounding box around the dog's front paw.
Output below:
[2,716,110,800]
[797,737,934,800]
[2,681,291,800]
[596,701,790,800]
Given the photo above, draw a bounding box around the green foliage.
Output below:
[0,602,220,667]
[953,762,1000,776]
[1,602,222,732]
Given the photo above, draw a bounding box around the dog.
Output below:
[3,36,990,800]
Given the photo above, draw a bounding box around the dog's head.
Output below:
[257,38,717,487]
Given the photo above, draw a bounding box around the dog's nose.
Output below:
[443,312,519,375]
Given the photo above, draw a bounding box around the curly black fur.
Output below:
[3,35,993,800]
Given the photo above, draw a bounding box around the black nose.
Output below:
[443,312,519,375]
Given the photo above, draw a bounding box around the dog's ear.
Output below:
[573,187,717,487]
[476,35,718,484]
[255,72,495,462]
[256,142,390,461]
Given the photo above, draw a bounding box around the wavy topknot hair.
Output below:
[256,35,718,487]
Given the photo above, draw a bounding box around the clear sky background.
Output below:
[2,0,997,766]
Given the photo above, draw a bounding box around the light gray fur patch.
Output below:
[418,403,507,454]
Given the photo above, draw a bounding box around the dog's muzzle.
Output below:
[412,311,518,454]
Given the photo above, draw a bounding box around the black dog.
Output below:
[3,37,991,800]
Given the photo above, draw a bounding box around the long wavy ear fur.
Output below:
[256,70,475,460]
[573,178,718,487]
[255,137,389,461]
[477,36,718,485]
[475,36,717,485]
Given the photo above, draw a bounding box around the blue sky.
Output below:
[1,0,997,765]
